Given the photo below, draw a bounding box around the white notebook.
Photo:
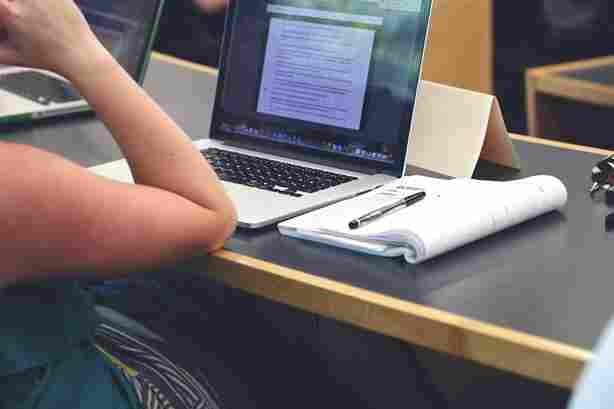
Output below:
[278,175,568,264]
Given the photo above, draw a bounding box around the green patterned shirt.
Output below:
[0,281,141,409]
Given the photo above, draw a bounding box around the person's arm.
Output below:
[0,0,236,284]
[68,43,236,234]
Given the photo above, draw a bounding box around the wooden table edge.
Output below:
[526,56,614,78]
[528,72,614,108]
[152,52,218,76]
[511,134,613,156]
[525,57,614,135]
[202,250,590,389]
[151,52,595,388]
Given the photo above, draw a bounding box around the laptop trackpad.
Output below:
[223,182,312,225]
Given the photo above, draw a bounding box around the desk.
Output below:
[8,53,614,390]
[526,56,614,148]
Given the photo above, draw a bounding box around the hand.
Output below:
[194,0,228,13]
[0,0,107,78]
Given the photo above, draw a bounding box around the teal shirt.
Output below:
[0,281,141,409]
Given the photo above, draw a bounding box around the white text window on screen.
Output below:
[257,12,379,130]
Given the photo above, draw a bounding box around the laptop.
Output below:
[89,0,433,229]
[0,0,164,124]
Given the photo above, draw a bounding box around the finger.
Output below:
[0,44,21,66]
[194,0,228,12]
[0,0,15,23]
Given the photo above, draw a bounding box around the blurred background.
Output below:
[153,0,614,147]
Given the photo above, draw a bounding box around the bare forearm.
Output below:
[0,0,237,280]
[65,48,235,221]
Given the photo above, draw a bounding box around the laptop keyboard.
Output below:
[202,148,357,197]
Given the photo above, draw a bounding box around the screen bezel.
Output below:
[124,0,166,85]
[76,0,165,84]
[210,0,433,177]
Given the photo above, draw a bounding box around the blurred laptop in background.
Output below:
[0,0,164,124]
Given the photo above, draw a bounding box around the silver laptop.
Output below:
[90,0,433,229]
[0,0,164,124]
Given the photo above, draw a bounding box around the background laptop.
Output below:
[0,0,164,124]
[90,0,433,229]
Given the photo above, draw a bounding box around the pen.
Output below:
[348,190,426,230]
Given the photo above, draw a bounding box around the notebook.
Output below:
[88,0,434,229]
[0,0,164,124]
[278,175,568,263]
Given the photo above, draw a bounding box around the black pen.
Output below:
[348,191,426,230]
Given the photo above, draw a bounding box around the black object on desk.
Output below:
[586,154,614,230]
[590,154,614,196]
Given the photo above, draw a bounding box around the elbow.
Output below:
[205,205,238,252]
[219,206,239,246]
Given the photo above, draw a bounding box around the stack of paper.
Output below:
[278,175,567,263]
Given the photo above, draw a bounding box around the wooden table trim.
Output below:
[202,250,590,388]
[528,56,614,77]
[511,134,613,156]
[530,73,614,109]
[152,52,218,76]
[150,53,596,388]
[526,56,614,136]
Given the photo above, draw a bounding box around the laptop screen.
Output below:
[212,0,432,176]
